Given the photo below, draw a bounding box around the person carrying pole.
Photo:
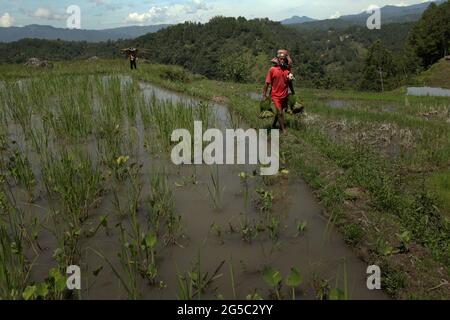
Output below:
[122,48,138,70]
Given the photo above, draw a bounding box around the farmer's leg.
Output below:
[278,97,288,132]
[272,114,279,129]
[272,98,282,129]
[278,109,286,132]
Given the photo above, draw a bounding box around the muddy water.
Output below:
[4,77,388,300]
[79,80,387,300]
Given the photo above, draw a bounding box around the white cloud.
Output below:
[330,11,341,19]
[31,8,66,21]
[0,12,14,27]
[367,4,381,11]
[126,0,211,24]
[33,8,51,19]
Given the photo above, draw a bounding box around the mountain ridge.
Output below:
[0,24,170,43]
[289,0,444,30]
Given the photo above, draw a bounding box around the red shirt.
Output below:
[265,66,290,99]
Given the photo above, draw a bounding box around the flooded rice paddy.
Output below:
[0,75,388,300]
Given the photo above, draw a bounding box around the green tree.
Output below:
[408,1,450,67]
[218,50,252,83]
[360,40,396,91]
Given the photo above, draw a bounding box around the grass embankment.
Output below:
[414,58,450,89]
[0,60,449,299]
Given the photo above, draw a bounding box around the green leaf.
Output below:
[23,285,36,300]
[285,267,302,287]
[99,215,108,227]
[329,288,345,300]
[36,283,49,298]
[146,264,157,279]
[48,267,60,279]
[49,268,67,292]
[262,266,282,288]
[246,293,263,300]
[144,233,157,249]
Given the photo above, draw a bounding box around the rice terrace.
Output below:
[0,0,449,303]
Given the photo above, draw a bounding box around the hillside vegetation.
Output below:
[0,1,448,91]
[415,58,450,88]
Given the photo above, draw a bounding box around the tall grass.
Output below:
[0,182,29,299]
[42,149,102,227]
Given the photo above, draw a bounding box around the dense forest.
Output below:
[0,1,448,91]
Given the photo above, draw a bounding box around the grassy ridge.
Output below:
[415,58,450,89]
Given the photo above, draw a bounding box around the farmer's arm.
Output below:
[262,68,272,100]
[289,79,295,95]
[262,83,270,100]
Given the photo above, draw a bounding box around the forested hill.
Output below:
[128,1,448,90]
[129,17,416,89]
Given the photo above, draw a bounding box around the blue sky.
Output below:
[0,0,434,29]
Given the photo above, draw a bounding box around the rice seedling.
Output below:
[148,168,183,246]
[198,101,211,127]
[228,108,241,130]
[176,252,225,300]
[238,217,258,243]
[228,258,237,300]
[4,82,33,139]
[239,172,250,214]
[0,126,7,152]
[267,216,280,241]
[148,98,196,151]
[0,178,30,299]
[41,149,103,245]
[255,188,273,214]
[7,149,35,201]
[104,167,160,297]
[295,221,308,237]
[210,223,224,245]
[207,165,223,211]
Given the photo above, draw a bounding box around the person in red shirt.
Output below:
[262,52,295,132]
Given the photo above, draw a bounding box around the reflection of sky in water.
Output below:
[139,82,230,129]
[407,87,450,97]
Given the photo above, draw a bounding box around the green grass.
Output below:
[415,59,450,89]
[428,171,450,218]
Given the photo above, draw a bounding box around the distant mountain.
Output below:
[281,16,316,25]
[0,24,170,43]
[289,0,445,30]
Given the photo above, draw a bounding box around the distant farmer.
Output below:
[122,48,138,70]
[262,49,295,132]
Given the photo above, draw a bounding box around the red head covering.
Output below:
[270,49,293,70]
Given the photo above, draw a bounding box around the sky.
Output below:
[0,0,436,29]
